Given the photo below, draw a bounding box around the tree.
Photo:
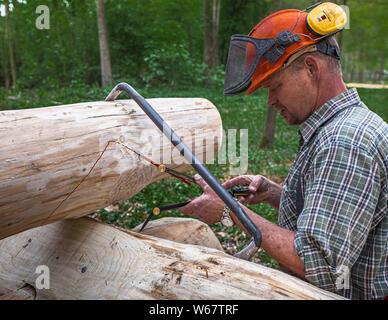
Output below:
[378,50,385,82]
[1,19,10,90]
[4,0,16,87]
[203,0,221,69]
[260,0,282,149]
[210,0,221,69]
[203,0,212,67]
[96,0,112,86]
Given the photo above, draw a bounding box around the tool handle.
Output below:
[158,201,192,212]
[106,83,262,253]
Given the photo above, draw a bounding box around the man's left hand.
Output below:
[178,174,224,224]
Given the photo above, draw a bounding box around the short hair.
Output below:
[288,36,342,74]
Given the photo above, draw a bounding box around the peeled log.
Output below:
[0,98,222,240]
[131,217,224,251]
[0,217,344,300]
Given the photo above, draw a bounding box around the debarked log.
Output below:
[0,98,222,239]
[0,217,345,300]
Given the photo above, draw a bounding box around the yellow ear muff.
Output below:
[306,2,347,36]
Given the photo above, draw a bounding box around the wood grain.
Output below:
[0,217,345,300]
[0,98,222,239]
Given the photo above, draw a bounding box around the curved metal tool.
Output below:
[105,82,262,260]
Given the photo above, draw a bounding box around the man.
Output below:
[180,5,388,300]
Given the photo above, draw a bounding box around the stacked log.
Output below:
[0,98,222,239]
[0,217,344,300]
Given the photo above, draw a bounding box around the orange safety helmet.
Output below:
[223,2,345,96]
[246,10,317,95]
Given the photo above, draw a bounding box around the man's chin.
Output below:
[284,116,300,126]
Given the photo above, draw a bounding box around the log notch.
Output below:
[0,98,222,239]
[0,217,345,300]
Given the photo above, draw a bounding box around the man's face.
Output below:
[261,66,316,125]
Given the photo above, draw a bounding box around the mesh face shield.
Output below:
[223,31,339,96]
[224,35,275,96]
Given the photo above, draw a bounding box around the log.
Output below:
[131,217,224,251]
[0,98,222,239]
[0,217,345,300]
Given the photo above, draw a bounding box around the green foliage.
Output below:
[2,0,387,90]
[219,0,270,64]
[0,0,266,90]
[141,43,208,89]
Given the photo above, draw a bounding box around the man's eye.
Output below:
[272,84,282,92]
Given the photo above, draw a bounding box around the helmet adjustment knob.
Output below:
[276,31,301,47]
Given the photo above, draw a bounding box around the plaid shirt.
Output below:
[278,88,388,300]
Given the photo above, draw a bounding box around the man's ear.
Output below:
[303,55,320,80]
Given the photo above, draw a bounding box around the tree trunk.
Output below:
[96,0,112,86]
[0,97,222,240]
[358,51,363,83]
[1,23,10,90]
[378,50,385,82]
[350,52,356,82]
[336,0,346,53]
[4,0,16,87]
[344,52,350,81]
[210,0,220,69]
[363,50,368,82]
[259,0,282,149]
[0,217,345,300]
[260,106,277,149]
[203,0,212,67]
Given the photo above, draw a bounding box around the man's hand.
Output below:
[222,175,282,210]
[178,174,224,224]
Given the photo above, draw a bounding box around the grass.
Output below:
[1,84,387,268]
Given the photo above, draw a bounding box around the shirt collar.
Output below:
[298,88,362,146]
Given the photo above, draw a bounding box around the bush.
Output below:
[140,42,225,89]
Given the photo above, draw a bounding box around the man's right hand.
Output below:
[222,175,282,210]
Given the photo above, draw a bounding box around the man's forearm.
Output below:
[231,205,306,279]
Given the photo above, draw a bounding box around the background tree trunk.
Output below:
[344,52,350,81]
[5,0,16,87]
[378,50,385,82]
[260,0,282,149]
[260,107,277,149]
[1,24,10,90]
[203,0,212,67]
[96,0,112,86]
[358,50,364,83]
[350,52,356,82]
[334,0,347,53]
[210,0,220,69]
